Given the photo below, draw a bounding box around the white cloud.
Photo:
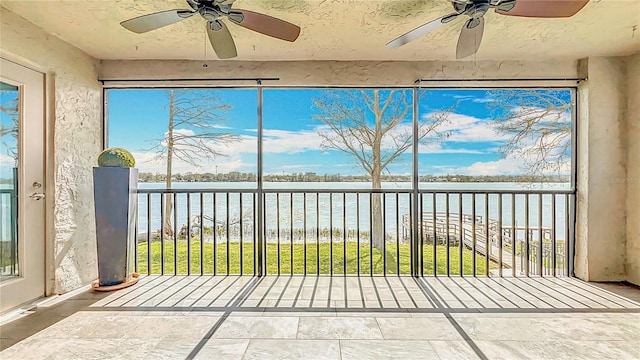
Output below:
[436,151,570,177]
[418,142,485,154]
[430,113,510,143]
[472,97,495,103]
[222,120,494,157]
[0,154,15,166]
[270,119,493,156]
[436,117,572,176]
[448,95,494,103]
[451,95,475,100]
[134,125,329,175]
[157,129,257,156]
[131,150,252,174]
[262,128,325,153]
[373,119,488,155]
[208,135,257,155]
[508,106,572,124]
[450,157,524,176]
[0,154,17,177]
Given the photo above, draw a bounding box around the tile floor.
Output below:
[1,276,639,359]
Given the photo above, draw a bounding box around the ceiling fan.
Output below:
[120,0,301,59]
[386,0,589,59]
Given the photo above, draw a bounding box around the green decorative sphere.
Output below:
[97,148,135,167]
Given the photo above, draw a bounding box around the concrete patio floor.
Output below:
[1,275,639,359]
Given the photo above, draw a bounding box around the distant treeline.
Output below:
[138,172,570,183]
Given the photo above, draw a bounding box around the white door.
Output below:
[0,58,46,313]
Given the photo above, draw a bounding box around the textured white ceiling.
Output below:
[2,0,639,61]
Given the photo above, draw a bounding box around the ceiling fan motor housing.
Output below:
[454,0,491,18]
[200,8,222,21]
[188,0,232,17]
[454,0,515,17]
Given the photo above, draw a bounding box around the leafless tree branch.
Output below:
[144,89,240,236]
[487,89,573,175]
[312,89,452,248]
[0,93,19,162]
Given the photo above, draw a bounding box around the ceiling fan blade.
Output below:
[386,13,460,49]
[206,20,238,59]
[120,9,195,33]
[456,17,484,59]
[227,9,301,42]
[496,0,589,18]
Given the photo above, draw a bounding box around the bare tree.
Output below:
[487,89,573,176]
[147,89,240,236]
[0,90,19,163]
[313,89,450,249]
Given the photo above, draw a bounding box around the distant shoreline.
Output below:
[137,172,570,184]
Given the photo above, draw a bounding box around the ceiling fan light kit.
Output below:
[120,0,301,59]
[386,0,589,59]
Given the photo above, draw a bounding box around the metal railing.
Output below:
[0,188,18,279]
[415,190,574,277]
[135,187,575,277]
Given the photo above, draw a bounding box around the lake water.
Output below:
[136,182,572,242]
[0,181,571,243]
[0,185,16,242]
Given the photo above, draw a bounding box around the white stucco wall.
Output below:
[575,57,628,281]
[1,8,102,293]
[100,59,579,86]
[626,52,640,285]
[575,61,589,278]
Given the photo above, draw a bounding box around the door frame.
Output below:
[0,55,53,312]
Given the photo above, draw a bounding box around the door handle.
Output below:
[29,192,46,201]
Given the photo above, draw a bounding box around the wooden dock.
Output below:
[402,212,558,272]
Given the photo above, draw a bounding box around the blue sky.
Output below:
[103,87,572,178]
[0,85,19,181]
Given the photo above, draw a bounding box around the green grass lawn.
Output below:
[137,240,494,276]
[0,242,17,270]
